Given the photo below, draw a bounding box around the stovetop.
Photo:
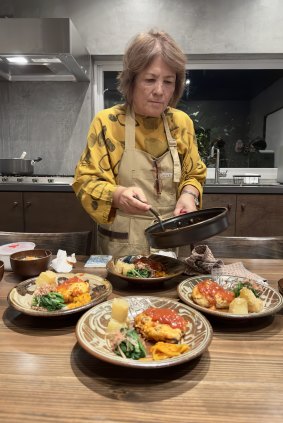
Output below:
[0,175,74,185]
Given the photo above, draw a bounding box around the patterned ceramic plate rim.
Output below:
[177,274,283,319]
[106,254,187,284]
[75,295,213,368]
[7,272,113,317]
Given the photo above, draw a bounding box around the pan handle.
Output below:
[133,195,165,232]
[31,157,42,165]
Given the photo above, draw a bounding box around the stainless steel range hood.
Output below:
[0,18,90,82]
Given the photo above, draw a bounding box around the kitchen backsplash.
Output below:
[0,81,92,175]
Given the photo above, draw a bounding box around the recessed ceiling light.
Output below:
[6,56,28,64]
[31,58,61,63]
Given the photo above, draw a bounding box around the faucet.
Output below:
[210,145,227,184]
[210,145,220,184]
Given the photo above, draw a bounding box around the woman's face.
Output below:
[132,56,176,117]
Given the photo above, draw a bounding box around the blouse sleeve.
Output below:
[177,113,207,206]
[72,115,119,225]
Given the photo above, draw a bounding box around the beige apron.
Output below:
[98,107,181,256]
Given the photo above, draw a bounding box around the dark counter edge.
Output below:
[0,183,74,192]
[1,183,283,194]
[204,184,283,194]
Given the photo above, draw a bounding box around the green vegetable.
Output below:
[32,292,65,311]
[114,328,146,360]
[126,268,151,278]
[233,282,261,298]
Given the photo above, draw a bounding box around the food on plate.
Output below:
[31,273,97,311]
[111,298,129,322]
[56,277,90,302]
[191,279,235,309]
[232,280,263,298]
[35,270,57,287]
[115,261,135,276]
[107,303,189,361]
[32,291,65,311]
[150,342,189,360]
[228,297,249,315]
[239,287,264,313]
[191,278,264,315]
[107,298,130,333]
[110,327,147,359]
[134,307,187,343]
[114,255,166,278]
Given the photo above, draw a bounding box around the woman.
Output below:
[73,29,207,256]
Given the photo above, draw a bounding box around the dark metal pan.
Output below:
[145,207,229,249]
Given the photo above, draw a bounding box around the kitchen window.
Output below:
[94,58,283,179]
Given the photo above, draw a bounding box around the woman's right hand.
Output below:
[113,186,151,214]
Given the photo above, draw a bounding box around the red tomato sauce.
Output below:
[197,279,234,306]
[144,307,187,330]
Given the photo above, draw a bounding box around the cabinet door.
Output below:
[203,194,236,235]
[236,194,283,236]
[24,192,95,232]
[0,192,24,231]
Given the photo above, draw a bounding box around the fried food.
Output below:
[229,297,249,314]
[134,307,187,343]
[239,287,264,313]
[56,276,89,303]
[191,279,235,309]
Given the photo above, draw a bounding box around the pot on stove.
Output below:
[0,157,42,175]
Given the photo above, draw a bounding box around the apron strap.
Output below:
[162,112,181,183]
[125,107,136,151]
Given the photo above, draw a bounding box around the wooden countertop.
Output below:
[0,257,282,423]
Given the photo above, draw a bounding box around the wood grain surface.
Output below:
[0,257,282,423]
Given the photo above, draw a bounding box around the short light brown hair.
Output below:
[117,29,187,108]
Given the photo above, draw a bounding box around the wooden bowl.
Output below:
[0,260,4,282]
[10,249,52,278]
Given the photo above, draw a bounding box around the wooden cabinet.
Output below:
[203,193,283,236]
[0,191,95,233]
[235,194,283,236]
[202,193,236,235]
[0,192,24,231]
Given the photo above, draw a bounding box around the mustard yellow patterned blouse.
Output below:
[72,104,207,224]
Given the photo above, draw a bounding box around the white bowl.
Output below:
[0,242,36,271]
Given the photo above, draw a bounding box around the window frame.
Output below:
[93,58,283,180]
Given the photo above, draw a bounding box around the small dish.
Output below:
[10,249,52,278]
[178,275,283,319]
[106,254,186,284]
[7,272,112,317]
[76,295,213,368]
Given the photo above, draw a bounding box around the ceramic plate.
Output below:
[76,296,213,368]
[178,275,283,319]
[106,254,186,284]
[7,272,112,317]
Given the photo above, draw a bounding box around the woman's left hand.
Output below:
[173,190,198,216]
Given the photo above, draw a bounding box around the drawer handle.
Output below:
[241,203,246,211]
[227,203,232,210]
[25,201,32,208]
[12,201,19,207]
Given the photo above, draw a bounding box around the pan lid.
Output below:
[145,207,229,249]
